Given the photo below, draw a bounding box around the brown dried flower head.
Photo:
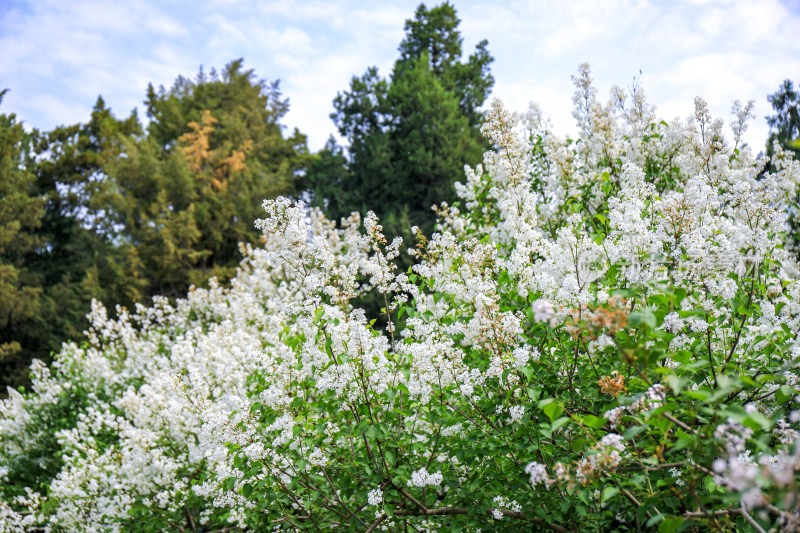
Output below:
[598,371,627,398]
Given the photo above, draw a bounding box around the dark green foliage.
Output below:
[765,80,800,257]
[113,58,310,296]
[387,53,481,231]
[766,79,800,161]
[33,100,144,320]
[0,61,309,390]
[2,96,145,389]
[304,136,352,217]
[0,90,45,386]
[0,383,90,500]
[305,2,493,241]
[396,3,493,127]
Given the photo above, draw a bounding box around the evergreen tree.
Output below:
[303,137,352,217]
[0,61,309,389]
[0,97,144,389]
[104,59,309,297]
[395,2,493,127]
[31,96,145,304]
[765,80,800,257]
[387,53,481,229]
[0,90,45,386]
[305,2,493,240]
[766,79,800,160]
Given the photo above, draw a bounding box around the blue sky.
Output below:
[2,0,799,152]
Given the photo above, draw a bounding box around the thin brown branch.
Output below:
[365,513,389,533]
[683,508,738,518]
[396,487,427,513]
[661,412,695,434]
[321,468,367,528]
[739,504,767,533]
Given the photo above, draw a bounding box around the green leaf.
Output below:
[601,487,619,503]
[777,385,794,403]
[628,309,657,328]
[539,398,564,422]
[744,410,772,431]
[667,374,682,395]
[624,425,647,438]
[551,416,571,431]
[581,415,605,429]
[520,366,534,381]
[568,437,588,452]
[658,517,685,532]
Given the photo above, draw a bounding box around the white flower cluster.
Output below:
[367,488,383,506]
[574,434,628,485]
[604,383,666,428]
[507,405,525,424]
[407,467,444,488]
[531,299,555,323]
[524,461,548,487]
[669,467,685,487]
[714,418,753,455]
[491,495,522,520]
[2,63,800,531]
[711,411,800,513]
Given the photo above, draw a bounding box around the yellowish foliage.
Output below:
[179,110,216,172]
[179,111,253,191]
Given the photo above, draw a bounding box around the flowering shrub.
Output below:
[2,64,800,532]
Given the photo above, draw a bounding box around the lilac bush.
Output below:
[2,65,800,532]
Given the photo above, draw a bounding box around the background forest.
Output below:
[0,2,799,390]
[0,4,494,388]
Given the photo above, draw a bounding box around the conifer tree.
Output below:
[305,2,493,240]
[765,80,800,257]
[0,97,144,388]
[0,91,45,386]
[766,79,800,161]
[105,59,309,297]
[0,61,309,389]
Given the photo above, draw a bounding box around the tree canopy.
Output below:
[0,91,45,386]
[0,61,309,390]
[766,79,800,160]
[109,59,309,296]
[305,2,493,241]
[765,79,800,257]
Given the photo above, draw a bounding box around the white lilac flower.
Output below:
[508,405,525,424]
[524,462,548,486]
[532,299,555,323]
[604,406,627,428]
[407,468,443,488]
[367,488,383,506]
[492,495,522,519]
[599,433,626,453]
